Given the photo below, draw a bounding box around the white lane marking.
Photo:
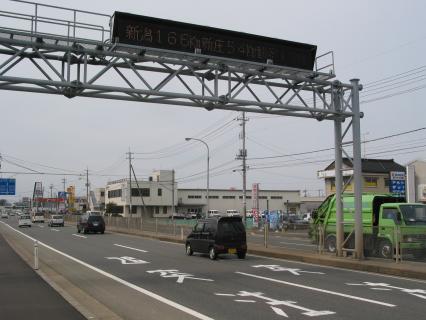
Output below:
[51,228,60,232]
[0,222,213,320]
[38,225,44,228]
[215,293,235,296]
[280,242,317,247]
[72,234,87,239]
[234,300,256,303]
[114,244,148,253]
[271,306,288,317]
[105,256,149,265]
[236,272,396,307]
[247,254,426,285]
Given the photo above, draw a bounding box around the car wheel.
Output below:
[237,251,246,259]
[186,243,193,256]
[325,235,337,253]
[378,240,393,259]
[209,247,217,260]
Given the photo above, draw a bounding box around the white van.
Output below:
[208,210,220,217]
[226,209,240,217]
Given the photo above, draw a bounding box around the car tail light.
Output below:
[215,245,225,250]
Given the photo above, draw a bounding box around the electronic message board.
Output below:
[111,12,317,70]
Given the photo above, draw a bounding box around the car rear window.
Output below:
[218,220,245,233]
[52,215,63,219]
[88,216,104,222]
[21,215,30,219]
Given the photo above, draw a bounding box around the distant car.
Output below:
[169,212,186,219]
[185,216,247,260]
[1,212,8,219]
[32,212,45,223]
[18,215,32,227]
[48,215,64,227]
[77,214,105,234]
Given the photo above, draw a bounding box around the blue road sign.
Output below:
[0,178,16,195]
[390,180,406,194]
[58,191,67,198]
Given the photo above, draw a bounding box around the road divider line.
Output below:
[279,242,317,247]
[51,229,60,232]
[72,234,87,239]
[0,222,214,320]
[114,244,148,253]
[236,272,396,307]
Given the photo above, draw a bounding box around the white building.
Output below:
[406,160,426,203]
[103,170,309,218]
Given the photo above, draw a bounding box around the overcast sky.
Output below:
[1,0,425,200]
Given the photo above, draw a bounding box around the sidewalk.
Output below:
[0,233,85,320]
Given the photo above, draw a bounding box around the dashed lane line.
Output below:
[114,244,148,253]
[72,234,87,239]
[0,222,214,320]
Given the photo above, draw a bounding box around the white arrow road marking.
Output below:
[347,282,426,300]
[252,265,324,275]
[114,244,148,253]
[237,272,396,307]
[72,234,87,238]
[271,306,288,318]
[106,256,149,265]
[147,269,213,284]
[0,222,213,320]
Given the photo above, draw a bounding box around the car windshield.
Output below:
[20,215,30,219]
[399,205,426,225]
[52,215,63,219]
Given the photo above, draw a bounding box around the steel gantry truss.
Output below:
[0,0,364,258]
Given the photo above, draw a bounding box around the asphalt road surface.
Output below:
[1,217,426,320]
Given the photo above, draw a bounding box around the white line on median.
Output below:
[279,242,317,247]
[0,222,213,320]
[114,244,148,253]
[236,272,396,307]
[51,229,60,232]
[72,234,87,239]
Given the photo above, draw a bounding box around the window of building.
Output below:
[108,189,122,198]
[258,196,268,199]
[208,195,219,199]
[132,206,137,214]
[384,178,390,187]
[271,196,283,199]
[239,196,252,199]
[364,177,378,188]
[155,206,160,214]
[131,188,150,197]
[188,195,202,199]
[158,188,162,196]
[222,195,236,199]
[100,191,105,197]
[163,206,167,214]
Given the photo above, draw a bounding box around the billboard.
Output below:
[0,178,15,195]
[111,12,317,70]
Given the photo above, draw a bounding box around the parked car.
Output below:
[185,216,247,260]
[48,215,64,227]
[77,214,105,234]
[32,212,45,223]
[18,215,32,227]
[1,211,8,219]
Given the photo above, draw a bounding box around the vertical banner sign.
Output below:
[0,178,16,195]
[252,183,260,227]
[390,171,406,195]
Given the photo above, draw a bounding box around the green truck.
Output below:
[310,193,426,259]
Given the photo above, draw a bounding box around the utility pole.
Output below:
[62,178,66,211]
[126,150,134,217]
[49,184,53,212]
[86,167,89,212]
[172,169,175,216]
[236,112,248,224]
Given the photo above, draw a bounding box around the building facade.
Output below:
[318,158,406,196]
[406,160,426,203]
[102,170,312,218]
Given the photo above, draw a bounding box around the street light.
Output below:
[185,137,210,217]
